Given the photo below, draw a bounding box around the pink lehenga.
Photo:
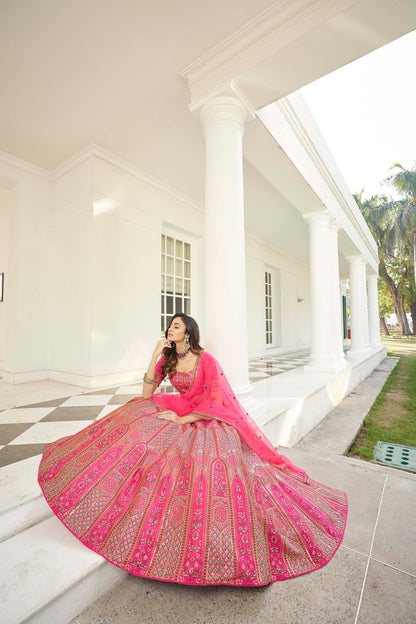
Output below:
[38,351,348,586]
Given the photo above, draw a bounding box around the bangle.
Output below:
[143,373,155,384]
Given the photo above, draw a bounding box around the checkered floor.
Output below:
[0,350,310,468]
[248,350,310,381]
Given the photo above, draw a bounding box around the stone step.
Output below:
[0,455,52,543]
[0,515,125,624]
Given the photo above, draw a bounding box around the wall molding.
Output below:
[52,143,203,214]
[179,0,356,105]
[0,149,51,180]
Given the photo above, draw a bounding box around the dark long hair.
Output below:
[162,313,204,377]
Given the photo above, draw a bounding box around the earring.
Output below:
[183,335,190,352]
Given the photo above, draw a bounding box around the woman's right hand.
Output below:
[152,338,172,359]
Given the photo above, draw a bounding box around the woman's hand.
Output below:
[156,410,181,424]
[152,338,172,360]
[156,411,206,425]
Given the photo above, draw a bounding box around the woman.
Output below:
[38,313,347,587]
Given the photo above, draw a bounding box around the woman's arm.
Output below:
[142,339,170,398]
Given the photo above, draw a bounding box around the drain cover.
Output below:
[373,442,416,472]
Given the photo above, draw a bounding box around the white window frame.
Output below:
[161,231,192,332]
[265,270,273,345]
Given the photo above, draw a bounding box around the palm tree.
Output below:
[385,163,416,289]
[355,191,412,335]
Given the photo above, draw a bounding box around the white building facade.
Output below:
[1,0,415,446]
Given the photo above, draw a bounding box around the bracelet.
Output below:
[143,373,155,384]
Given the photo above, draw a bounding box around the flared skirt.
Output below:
[38,397,347,586]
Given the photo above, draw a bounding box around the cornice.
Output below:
[0,149,52,180]
[52,143,203,213]
[179,0,354,106]
[276,98,379,266]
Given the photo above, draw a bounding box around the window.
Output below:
[161,234,191,332]
[265,271,272,345]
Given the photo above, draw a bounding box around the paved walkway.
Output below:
[68,355,416,624]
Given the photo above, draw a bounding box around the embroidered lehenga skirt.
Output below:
[38,369,347,587]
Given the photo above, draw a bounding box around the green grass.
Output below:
[348,337,416,460]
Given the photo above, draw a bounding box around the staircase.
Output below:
[0,455,125,624]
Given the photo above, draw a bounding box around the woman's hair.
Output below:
[162,313,204,377]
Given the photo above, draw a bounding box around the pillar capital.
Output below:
[200,95,250,136]
[346,254,367,267]
[329,219,341,234]
[302,209,331,227]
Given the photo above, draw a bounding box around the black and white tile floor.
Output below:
[0,350,310,468]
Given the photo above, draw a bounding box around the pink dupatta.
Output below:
[152,351,308,482]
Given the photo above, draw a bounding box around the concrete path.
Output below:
[70,356,416,624]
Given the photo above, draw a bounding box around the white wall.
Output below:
[246,235,310,354]
[0,188,12,364]
[91,156,204,381]
[0,160,51,381]
[47,151,205,386]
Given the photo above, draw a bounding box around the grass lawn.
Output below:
[347,333,416,461]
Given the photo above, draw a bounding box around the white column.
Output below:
[346,255,370,353]
[199,95,252,398]
[303,210,339,371]
[329,221,346,369]
[367,273,382,347]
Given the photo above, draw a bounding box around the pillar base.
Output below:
[304,356,347,373]
[348,345,372,356]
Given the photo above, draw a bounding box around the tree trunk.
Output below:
[380,317,389,335]
[379,260,412,335]
[414,230,416,290]
[395,294,411,335]
[409,301,416,335]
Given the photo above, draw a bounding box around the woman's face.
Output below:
[167,317,188,344]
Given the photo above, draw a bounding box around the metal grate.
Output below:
[373,442,416,472]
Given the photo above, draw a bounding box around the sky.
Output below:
[300,29,416,201]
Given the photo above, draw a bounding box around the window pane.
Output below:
[175,277,182,295]
[161,253,165,273]
[184,298,190,314]
[184,279,190,296]
[166,296,173,314]
[161,235,165,253]
[184,242,191,260]
[166,275,173,294]
[167,236,174,255]
[176,240,183,257]
[166,256,174,275]
[161,316,165,332]
[161,295,165,313]
[175,258,183,277]
[184,261,190,278]
[175,297,182,313]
